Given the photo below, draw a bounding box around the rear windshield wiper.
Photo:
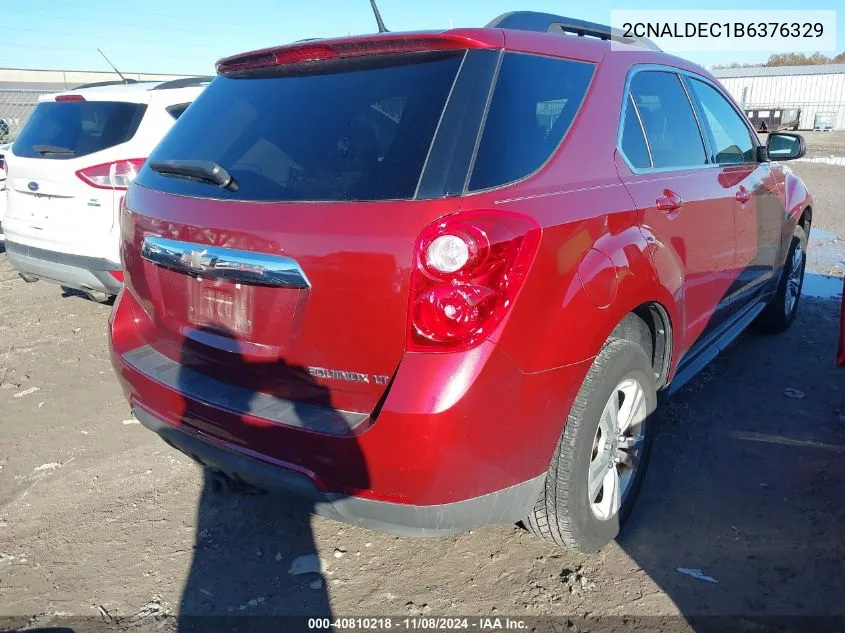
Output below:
[149,160,239,192]
[33,144,74,155]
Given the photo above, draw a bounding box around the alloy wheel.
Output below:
[588,377,647,521]
[785,243,804,316]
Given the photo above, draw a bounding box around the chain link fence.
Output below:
[0,89,56,143]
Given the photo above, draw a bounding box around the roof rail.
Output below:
[151,76,214,91]
[74,78,140,89]
[486,11,661,51]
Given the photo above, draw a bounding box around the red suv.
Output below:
[109,12,812,552]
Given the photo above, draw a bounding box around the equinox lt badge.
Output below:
[307,367,389,386]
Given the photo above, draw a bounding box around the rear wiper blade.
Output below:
[33,144,74,155]
[149,159,239,192]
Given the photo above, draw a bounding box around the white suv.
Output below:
[0,143,9,240]
[2,78,208,298]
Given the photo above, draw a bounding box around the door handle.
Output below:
[656,190,683,212]
[736,188,752,204]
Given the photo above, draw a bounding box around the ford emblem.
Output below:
[28,181,39,192]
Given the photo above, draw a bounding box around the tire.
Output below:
[756,224,807,333]
[523,339,657,552]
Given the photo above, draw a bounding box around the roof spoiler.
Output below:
[487,11,661,51]
[216,34,500,74]
[151,77,214,91]
[74,78,140,89]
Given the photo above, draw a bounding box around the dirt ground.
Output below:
[1,133,845,633]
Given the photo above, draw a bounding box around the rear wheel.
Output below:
[757,224,807,333]
[523,339,657,552]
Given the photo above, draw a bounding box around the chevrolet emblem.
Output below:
[180,249,215,271]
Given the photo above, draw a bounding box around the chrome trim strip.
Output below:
[628,91,653,168]
[141,236,311,289]
[678,72,712,163]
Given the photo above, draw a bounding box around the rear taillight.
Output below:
[408,211,541,352]
[55,94,85,102]
[216,35,492,73]
[0,156,5,172]
[108,270,125,282]
[76,158,145,190]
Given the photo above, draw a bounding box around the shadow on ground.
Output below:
[618,273,845,628]
[59,286,115,304]
[169,326,367,631]
[148,276,844,631]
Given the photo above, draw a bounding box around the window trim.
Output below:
[616,64,757,175]
[413,49,472,199]
[458,49,504,196]
[621,91,653,170]
[462,50,597,196]
[681,74,761,167]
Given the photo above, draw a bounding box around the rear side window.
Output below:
[620,94,651,169]
[12,101,146,159]
[629,71,706,169]
[468,53,594,191]
[687,79,755,164]
[137,51,463,202]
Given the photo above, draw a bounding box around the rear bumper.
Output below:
[5,240,122,295]
[110,288,592,533]
[134,405,544,537]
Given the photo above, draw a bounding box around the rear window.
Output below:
[467,54,594,192]
[628,72,706,169]
[12,101,147,159]
[136,51,464,202]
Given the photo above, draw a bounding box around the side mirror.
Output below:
[766,132,806,161]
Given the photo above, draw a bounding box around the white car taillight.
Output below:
[76,158,146,190]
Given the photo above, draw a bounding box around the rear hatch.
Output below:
[124,35,503,414]
[6,96,147,246]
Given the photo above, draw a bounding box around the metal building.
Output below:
[713,64,845,132]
